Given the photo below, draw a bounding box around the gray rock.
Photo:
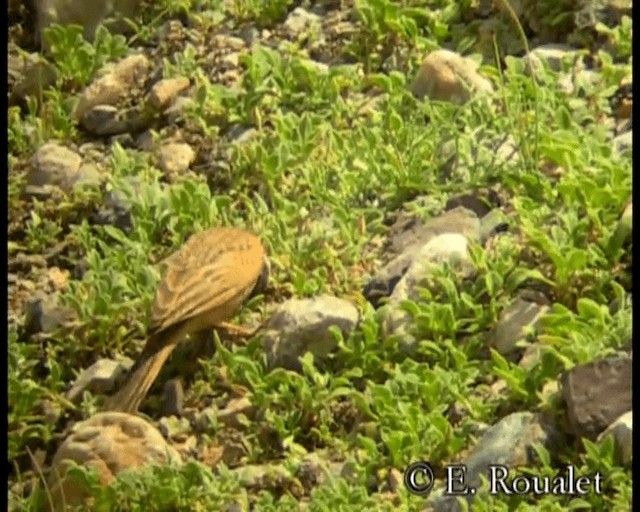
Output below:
[66,358,130,402]
[522,44,582,73]
[23,292,76,337]
[382,233,471,352]
[23,184,65,203]
[558,69,600,96]
[492,298,549,356]
[428,412,563,511]
[219,35,246,51]
[163,95,195,124]
[217,397,256,429]
[444,189,500,219]
[390,233,471,303]
[80,105,128,136]
[74,54,150,121]
[71,259,91,282]
[612,130,632,154]
[574,0,631,31]
[158,415,191,441]
[173,435,198,460]
[493,136,522,167]
[27,142,82,193]
[162,378,184,417]
[8,45,26,87]
[74,162,104,189]
[193,397,256,432]
[518,343,544,369]
[325,19,358,39]
[561,356,632,440]
[384,467,404,494]
[597,410,632,466]
[296,452,331,489]
[219,436,249,467]
[192,397,257,432]
[364,207,480,307]
[134,130,155,152]
[77,141,108,159]
[93,175,142,231]
[238,26,260,46]
[221,51,241,69]
[224,499,249,512]
[264,295,360,371]
[340,459,373,486]
[390,207,481,254]
[283,7,321,36]
[439,135,522,180]
[612,74,632,123]
[108,133,136,149]
[191,407,216,433]
[228,125,259,145]
[9,58,58,103]
[37,398,63,425]
[479,209,509,243]
[87,104,152,136]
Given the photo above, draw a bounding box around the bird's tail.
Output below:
[105,341,177,414]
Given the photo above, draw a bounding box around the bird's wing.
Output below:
[149,227,265,334]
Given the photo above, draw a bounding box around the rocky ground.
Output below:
[8,0,632,510]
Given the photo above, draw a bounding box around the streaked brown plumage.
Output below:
[106,227,268,413]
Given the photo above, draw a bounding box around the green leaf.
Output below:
[352,392,378,420]
[504,267,555,293]
[565,248,588,273]
[576,298,607,324]
[357,434,379,458]
[567,498,596,510]
[556,105,573,129]
[484,271,503,297]
[101,225,133,246]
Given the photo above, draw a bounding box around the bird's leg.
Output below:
[191,328,215,358]
[216,321,260,339]
[191,323,257,357]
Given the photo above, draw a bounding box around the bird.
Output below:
[106,226,269,414]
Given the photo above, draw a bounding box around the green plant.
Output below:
[227,0,294,26]
[44,24,128,87]
[8,0,632,509]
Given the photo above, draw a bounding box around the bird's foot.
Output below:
[217,321,260,340]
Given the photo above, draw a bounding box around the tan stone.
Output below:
[47,412,181,511]
[410,49,493,103]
